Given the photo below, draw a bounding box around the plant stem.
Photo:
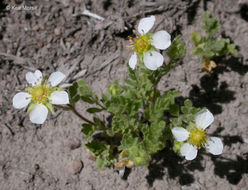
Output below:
[152,74,162,104]
[55,104,95,125]
[68,104,95,125]
[134,68,147,110]
[96,102,107,110]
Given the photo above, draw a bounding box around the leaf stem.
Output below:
[55,104,95,125]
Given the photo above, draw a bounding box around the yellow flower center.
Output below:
[189,128,206,148]
[32,85,49,103]
[133,34,152,54]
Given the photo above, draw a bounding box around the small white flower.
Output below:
[13,70,69,124]
[171,109,223,160]
[128,16,171,71]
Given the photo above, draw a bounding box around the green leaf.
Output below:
[81,123,95,140]
[86,107,102,113]
[191,31,202,46]
[184,99,192,107]
[77,80,94,97]
[85,141,112,169]
[68,82,80,105]
[125,79,137,87]
[93,117,105,129]
[211,39,225,52]
[134,153,151,166]
[142,121,166,154]
[69,82,78,99]
[166,35,186,63]
[85,141,108,157]
[120,134,139,149]
[202,11,220,36]
[81,96,96,104]
[101,93,108,104]
[227,44,237,54]
[202,48,215,58]
[96,158,105,170]
[192,11,237,60]
[173,141,184,154]
[180,99,201,124]
[108,80,122,96]
[71,95,80,104]
[169,104,179,116]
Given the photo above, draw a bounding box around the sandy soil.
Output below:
[0,0,248,189]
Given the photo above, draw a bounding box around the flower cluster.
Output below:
[12,15,225,168]
[13,70,69,124]
[128,16,171,70]
[172,109,223,160]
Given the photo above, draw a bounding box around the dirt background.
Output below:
[0,0,248,189]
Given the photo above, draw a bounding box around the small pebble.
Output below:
[66,160,83,175]
[231,122,238,128]
[181,184,200,190]
[67,138,81,150]
[54,28,61,36]
[46,43,51,49]
[37,42,43,48]
[242,138,248,143]
[120,181,129,189]
[32,25,40,31]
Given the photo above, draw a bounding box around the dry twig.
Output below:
[72,10,105,21]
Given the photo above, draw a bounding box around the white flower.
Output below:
[128,16,171,71]
[171,109,223,160]
[13,70,69,124]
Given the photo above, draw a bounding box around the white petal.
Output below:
[138,16,155,34]
[151,30,171,50]
[143,51,164,70]
[195,109,214,130]
[180,143,198,160]
[129,53,138,70]
[34,70,42,80]
[13,92,31,109]
[29,104,48,124]
[49,91,69,105]
[48,71,66,87]
[206,137,223,155]
[119,168,125,178]
[172,127,190,142]
[26,70,43,86]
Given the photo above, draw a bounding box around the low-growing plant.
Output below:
[13,16,224,173]
[191,11,237,72]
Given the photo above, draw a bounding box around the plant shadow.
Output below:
[177,55,248,115]
[146,132,246,186]
[208,128,248,185]
[144,54,248,186]
[212,155,248,185]
[240,3,248,22]
[146,143,204,186]
[186,0,201,25]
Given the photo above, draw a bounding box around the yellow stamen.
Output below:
[127,33,152,54]
[133,34,152,54]
[32,85,49,103]
[189,128,207,148]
